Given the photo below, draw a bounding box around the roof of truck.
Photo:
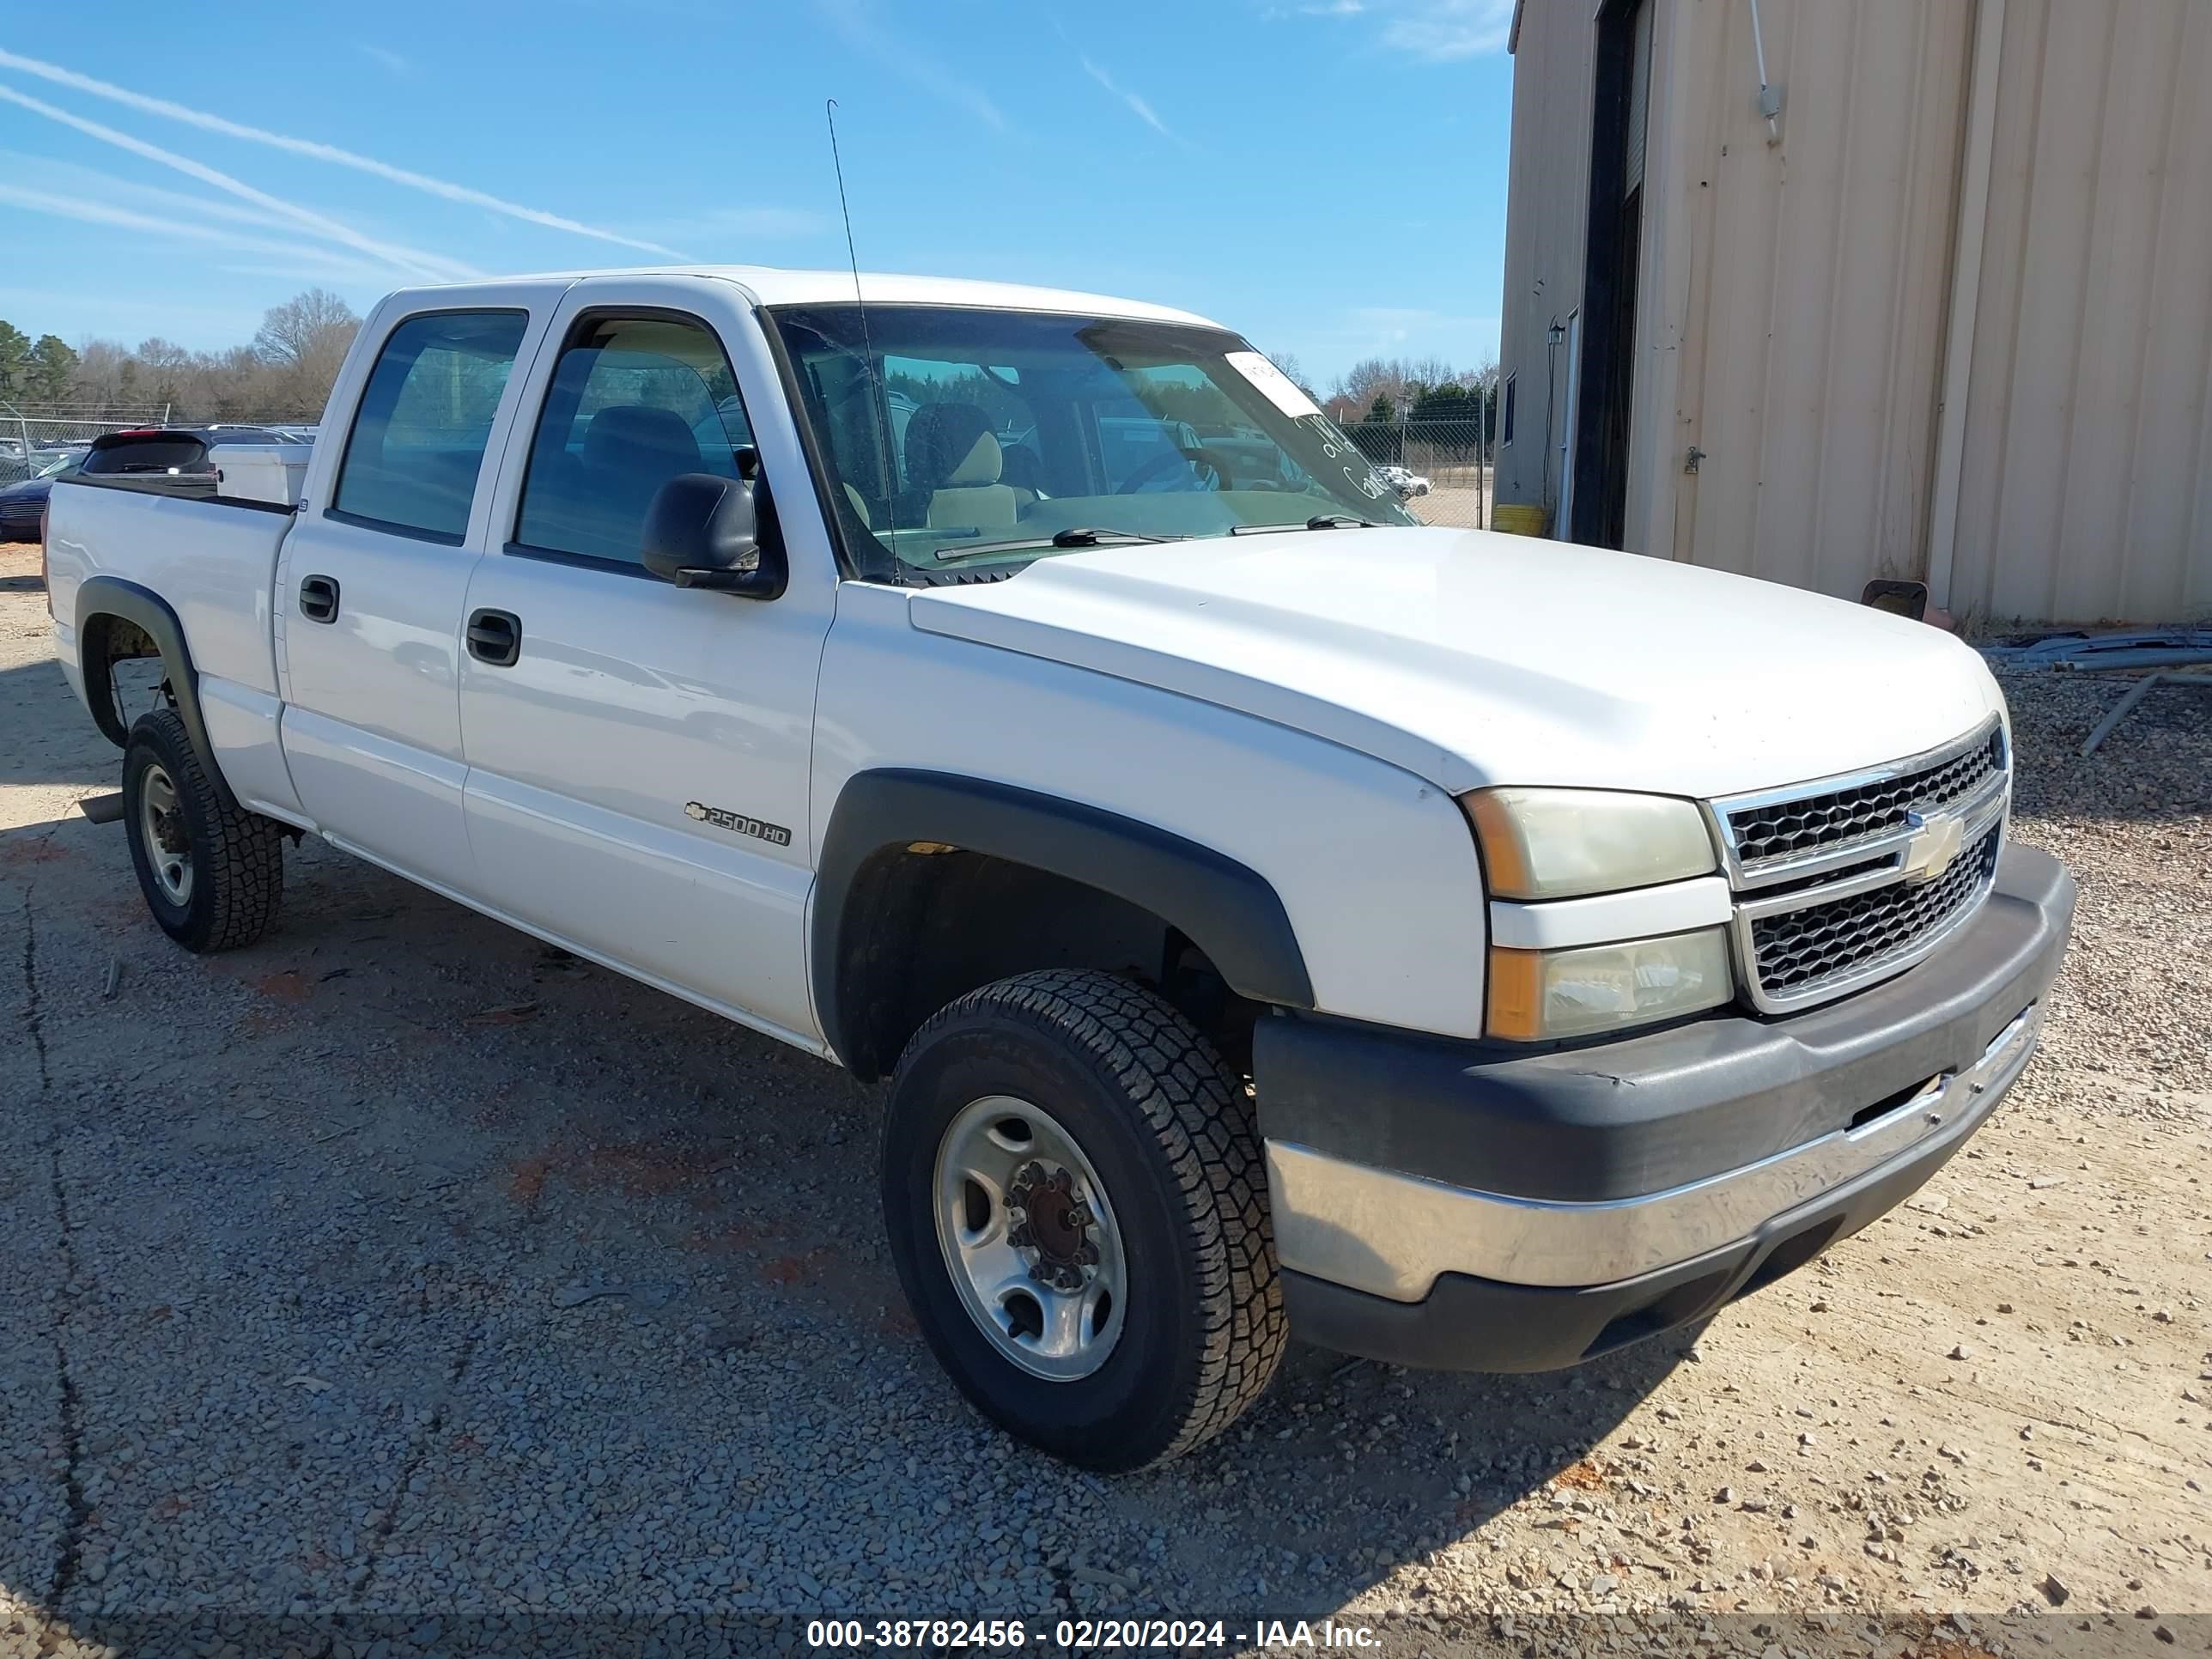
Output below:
[384,267,1224,329]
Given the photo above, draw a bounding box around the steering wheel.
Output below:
[1115,445,1231,495]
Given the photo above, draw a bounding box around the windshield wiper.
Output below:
[932,526,1182,563]
[1230,514,1382,536]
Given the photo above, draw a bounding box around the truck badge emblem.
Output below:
[1900,810,1965,884]
[684,801,793,848]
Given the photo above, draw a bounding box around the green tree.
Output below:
[1410,380,1473,422]
[26,336,78,404]
[1364,392,1396,425]
[0,320,30,401]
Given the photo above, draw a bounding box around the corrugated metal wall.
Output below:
[1948,0,2212,623]
[1494,2,1594,514]
[1656,0,1974,600]
[1498,0,2212,623]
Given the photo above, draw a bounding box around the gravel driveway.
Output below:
[3,543,2207,1657]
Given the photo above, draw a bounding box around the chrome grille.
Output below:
[1711,720,2011,1014]
[1726,726,2004,867]
[1750,825,2001,999]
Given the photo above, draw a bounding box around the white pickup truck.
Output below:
[45,267,2074,1471]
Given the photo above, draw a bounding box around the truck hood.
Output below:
[908,526,2004,799]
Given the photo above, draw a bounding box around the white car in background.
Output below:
[1379,463,1431,498]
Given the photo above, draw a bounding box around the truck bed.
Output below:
[45,477,302,821]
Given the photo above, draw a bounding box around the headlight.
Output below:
[1462,787,1717,899]
[1487,927,1734,1041]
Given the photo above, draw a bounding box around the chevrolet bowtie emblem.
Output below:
[1900,809,1966,884]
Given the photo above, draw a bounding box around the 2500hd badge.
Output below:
[684,800,793,848]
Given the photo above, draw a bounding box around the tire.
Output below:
[122,708,284,952]
[881,969,1286,1470]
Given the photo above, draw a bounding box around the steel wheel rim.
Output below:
[933,1095,1127,1381]
[139,763,193,905]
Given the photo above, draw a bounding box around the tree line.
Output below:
[0,289,362,423]
[1330,355,1500,428]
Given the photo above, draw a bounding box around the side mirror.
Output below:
[641,472,787,599]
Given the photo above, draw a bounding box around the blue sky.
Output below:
[0,0,1514,392]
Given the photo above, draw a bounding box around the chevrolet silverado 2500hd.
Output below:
[45,268,2075,1470]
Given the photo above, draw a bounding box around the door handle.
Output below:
[465,608,522,667]
[298,574,340,623]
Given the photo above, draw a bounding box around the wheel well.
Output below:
[831,844,1261,1082]
[79,611,165,746]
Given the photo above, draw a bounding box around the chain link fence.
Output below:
[1,400,174,484]
[1339,416,1494,530]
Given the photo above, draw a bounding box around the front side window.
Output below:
[331,310,527,543]
[515,313,750,568]
[770,304,1415,581]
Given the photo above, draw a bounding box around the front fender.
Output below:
[811,768,1314,1072]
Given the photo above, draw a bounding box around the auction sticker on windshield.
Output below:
[1225,350,1322,420]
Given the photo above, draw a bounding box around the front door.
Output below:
[276,304,544,891]
[455,277,833,1047]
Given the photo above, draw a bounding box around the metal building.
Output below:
[1496,0,2212,624]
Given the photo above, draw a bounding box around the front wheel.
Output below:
[881,970,1286,1470]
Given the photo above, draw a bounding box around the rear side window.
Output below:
[82,434,210,475]
[331,310,528,544]
[514,313,750,568]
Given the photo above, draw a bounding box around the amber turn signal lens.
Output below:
[1485,945,1547,1041]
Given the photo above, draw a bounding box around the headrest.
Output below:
[905,402,1003,489]
[583,405,702,474]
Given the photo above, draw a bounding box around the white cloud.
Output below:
[812,0,1007,132]
[0,48,687,258]
[1299,0,1366,15]
[352,44,413,77]
[0,83,478,282]
[1079,57,1176,143]
[1377,0,1516,60]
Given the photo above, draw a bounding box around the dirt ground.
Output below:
[1,539,2206,1657]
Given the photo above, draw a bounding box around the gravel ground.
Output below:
[2,542,2207,1657]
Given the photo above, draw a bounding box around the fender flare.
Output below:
[811,768,1314,1073]
[72,575,241,813]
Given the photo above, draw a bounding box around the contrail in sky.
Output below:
[0,49,689,259]
[0,181,410,280]
[0,82,477,282]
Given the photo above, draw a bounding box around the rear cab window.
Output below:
[330,310,529,544]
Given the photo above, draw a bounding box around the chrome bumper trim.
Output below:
[1267,1001,2042,1301]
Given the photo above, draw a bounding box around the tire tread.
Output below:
[126,708,283,951]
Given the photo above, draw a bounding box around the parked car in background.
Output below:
[70,430,223,502]
[0,446,88,541]
[1379,462,1431,498]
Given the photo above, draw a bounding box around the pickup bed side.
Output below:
[52,481,305,824]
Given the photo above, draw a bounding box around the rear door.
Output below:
[455,275,836,1047]
[275,295,556,890]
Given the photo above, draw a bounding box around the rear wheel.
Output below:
[123,708,284,951]
[881,969,1285,1470]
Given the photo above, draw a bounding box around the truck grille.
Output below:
[1711,720,2009,1014]
[1750,824,2002,999]
[1726,726,2005,866]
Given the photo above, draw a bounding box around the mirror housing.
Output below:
[641,472,787,599]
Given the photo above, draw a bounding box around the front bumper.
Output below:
[1255,842,2075,1372]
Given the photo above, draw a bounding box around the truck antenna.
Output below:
[826,98,895,539]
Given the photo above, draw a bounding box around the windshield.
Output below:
[769,304,1415,580]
